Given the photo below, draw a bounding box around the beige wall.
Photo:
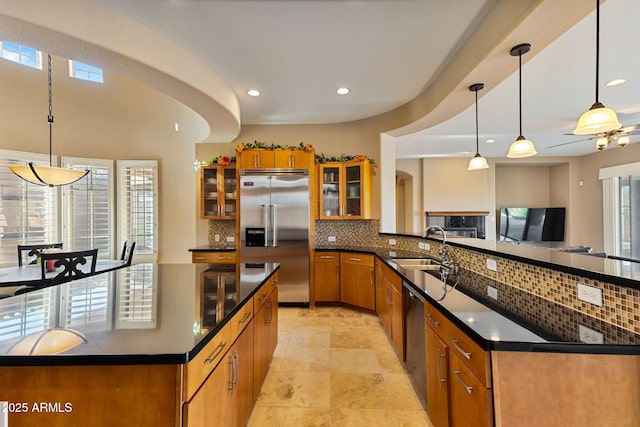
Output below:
[0,56,209,262]
[495,166,552,208]
[422,158,490,212]
[396,159,423,233]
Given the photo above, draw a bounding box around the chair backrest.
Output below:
[40,248,98,284]
[17,243,63,266]
[121,240,136,265]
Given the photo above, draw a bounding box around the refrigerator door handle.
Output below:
[262,204,270,247]
[272,204,278,247]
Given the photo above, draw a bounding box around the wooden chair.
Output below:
[120,240,136,266]
[40,248,98,285]
[17,243,63,266]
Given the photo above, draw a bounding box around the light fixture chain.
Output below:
[47,54,54,167]
[595,0,600,103]
[475,89,479,153]
[518,51,523,137]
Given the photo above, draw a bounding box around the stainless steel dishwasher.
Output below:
[403,280,427,407]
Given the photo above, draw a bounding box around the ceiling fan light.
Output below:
[573,102,622,135]
[615,135,630,147]
[596,137,608,151]
[10,164,89,187]
[467,153,489,171]
[507,135,537,158]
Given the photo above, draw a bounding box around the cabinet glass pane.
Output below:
[203,168,220,217]
[202,274,219,327]
[322,167,340,216]
[345,165,362,216]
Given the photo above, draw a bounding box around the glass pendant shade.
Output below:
[467,153,489,171]
[10,164,89,187]
[7,328,87,355]
[573,102,622,135]
[508,135,538,158]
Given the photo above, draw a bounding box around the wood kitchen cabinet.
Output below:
[191,251,237,264]
[424,300,493,427]
[339,252,375,310]
[237,149,314,169]
[318,159,371,219]
[201,164,237,219]
[253,277,278,399]
[314,252,340,302]
[375,259,404,359]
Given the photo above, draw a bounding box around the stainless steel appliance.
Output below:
[404,280,427,406]
[240,169,310,304]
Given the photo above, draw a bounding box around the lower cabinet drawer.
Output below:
[191,251,237,263]
[449,353,493,427]
[254,275,278,312]
[229,302,254,342]
[183,321,231,401]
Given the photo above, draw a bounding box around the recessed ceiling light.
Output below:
[605,78,626,87]
[336,87,350,95]
[486,139,495,144]
[247,89,261,97]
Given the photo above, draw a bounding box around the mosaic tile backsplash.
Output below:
[207,220,237,248]
[315,219,640,336]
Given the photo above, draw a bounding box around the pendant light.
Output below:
[573,0,621,135]
[507,43,537,158]
[467,83,489,171]
[10,54,89,187]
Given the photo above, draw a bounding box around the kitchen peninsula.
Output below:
[0,262,279,427]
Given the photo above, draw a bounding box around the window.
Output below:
[0,150,58,267]
[61,157,114,259]
[117,161,158,263]
[0,42,42,69]
[69,60,104,83]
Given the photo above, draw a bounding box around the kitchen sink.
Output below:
[391,258,441,271]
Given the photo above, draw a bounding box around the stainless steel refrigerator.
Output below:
[239,169,310,304]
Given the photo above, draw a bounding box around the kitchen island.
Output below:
[0,262,279,427]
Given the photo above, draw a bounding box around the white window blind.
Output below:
[117,161,158,263]
[0,150,58,267]
[0,288,54,352]
[62,157,114,258]
[115,264,157,329]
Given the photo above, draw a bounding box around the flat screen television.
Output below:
[499,207,566,242]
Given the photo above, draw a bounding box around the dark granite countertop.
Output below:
[0,262,279,366]
[317,245,640,355]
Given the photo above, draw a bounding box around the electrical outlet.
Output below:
[214,234,220,242]
[577,283,602,306]
[226,236,235,242]
[486,258,498,272]
[487,285,498,299]
[388,251,397,257]
[328,236,336,242]
[579,325,604,344]
[388,238,396,246]
[418,242,425,250]
[425,243,431,251]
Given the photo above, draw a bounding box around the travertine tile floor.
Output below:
[247,306,435,427]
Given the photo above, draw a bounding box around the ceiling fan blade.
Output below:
[620,124,640,134]
[547,137,591,149]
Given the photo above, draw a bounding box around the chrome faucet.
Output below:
[424,225,459,284]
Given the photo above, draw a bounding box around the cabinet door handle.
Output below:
[239,310,252,324]
[437,349,446,387]
[233,351,239,389]
[452,370,473,394]
[451,339,472,360]
[426,313,440,328]
[205,341,227,365]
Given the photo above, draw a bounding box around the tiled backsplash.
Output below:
[207,220,236,248]
[315,219,640,336]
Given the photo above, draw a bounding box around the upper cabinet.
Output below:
[201,164,237,219]
[237,149,314,169]
[318,159,371,219]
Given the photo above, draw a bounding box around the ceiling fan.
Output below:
[548,124,640,151]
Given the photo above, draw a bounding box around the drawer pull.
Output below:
[426,313,440,328]
[451,339,471,360]
[239,311,252,324]
[319,255,334,259]
[205,341,227,364]
[258,291,268,301]
[452,370,473,394]
[194,256,206,260]
[349,257,362,262]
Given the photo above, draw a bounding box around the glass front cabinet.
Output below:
[318,160,371,219]
[201,164,237,219]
